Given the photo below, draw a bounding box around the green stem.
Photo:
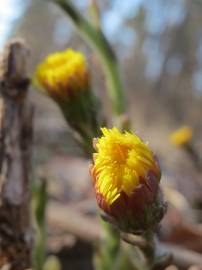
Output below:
[88,0,101,30]
[140,232,171,269]
[33,179,47,270]
[141,231,156,268]
[52,0,126,119]
[95,221,121,270]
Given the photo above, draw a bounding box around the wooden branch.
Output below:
[47,202,101,243]
[47,203,202,268]
[160,243,202,268]
[0,40,33,270]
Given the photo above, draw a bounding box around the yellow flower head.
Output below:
[170,126,193,146]
[91,127,165,233]
[91,127,160,206]
[34,49,89,100]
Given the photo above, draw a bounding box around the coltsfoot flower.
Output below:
[91,127,165,233]
[34,49,89,100]
[170,126,193,146]
[34,49,104,153]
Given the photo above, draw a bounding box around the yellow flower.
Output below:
[91,127,164,232]
[92,127,160,205]
[33,48,104,155]
[34,49,89,100]
[170,126,193,146]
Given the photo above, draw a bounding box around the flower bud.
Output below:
[34,49,89,101]
[170,126,193,146]
[34,49,104,153]
[91,127,165,233]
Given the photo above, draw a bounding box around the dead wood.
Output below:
[47,203,202,268]
[0,40,33,270]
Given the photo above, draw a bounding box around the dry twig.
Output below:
[48,202,202,268]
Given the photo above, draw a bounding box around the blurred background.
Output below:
[1,0,202,269]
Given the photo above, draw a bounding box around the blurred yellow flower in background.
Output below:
[34,49,89,100]
[43,255,61,270]
[91,127,164,232]
[170,126,193,146]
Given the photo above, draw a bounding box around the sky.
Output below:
[0,0,30,49]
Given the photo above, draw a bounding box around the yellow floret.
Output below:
[93,127,159,205]
[170,126,193,146]
[34,49,89,99]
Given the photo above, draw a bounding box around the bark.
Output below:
[0,40,33,270]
